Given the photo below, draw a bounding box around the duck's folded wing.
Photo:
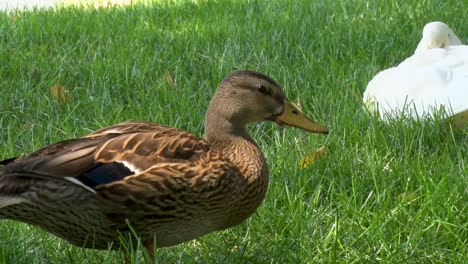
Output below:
[83,121,171,138]
[1,121,210,192]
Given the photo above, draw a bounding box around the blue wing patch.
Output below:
[76,162,134,188]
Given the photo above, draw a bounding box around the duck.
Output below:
[0,70,328,257]
[363,21,468,127]
[414,21,462,53]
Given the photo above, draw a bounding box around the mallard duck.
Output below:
[363,21,468,127]
[0,71,328,256]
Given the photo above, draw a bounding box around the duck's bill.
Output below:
[275,100,329,134]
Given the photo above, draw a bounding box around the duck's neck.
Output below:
[204,112,268,184]
[205,111,252,144]
[204,101,270,228]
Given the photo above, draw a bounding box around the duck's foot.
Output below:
[145,241,155,259]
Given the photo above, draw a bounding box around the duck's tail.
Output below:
[1,158,28,210]
[0,157,17,166]
[0,196,27,209]
[0,183,27,211]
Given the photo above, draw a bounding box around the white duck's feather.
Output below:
[364,22,468,125]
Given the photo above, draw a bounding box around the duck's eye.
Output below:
[256,84,271,95]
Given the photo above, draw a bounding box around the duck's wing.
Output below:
[1,121,245,233]
[0,121,213,194]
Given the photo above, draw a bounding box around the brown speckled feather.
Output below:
[0,121,268,248]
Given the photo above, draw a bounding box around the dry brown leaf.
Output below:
[50,84,70,104]
[298,145,328,169]
[396,192,419,204]
[21,122,35,129]
[165,71,175,88]
[295,98,303,111]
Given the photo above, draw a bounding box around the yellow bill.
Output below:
[275,100,329,134]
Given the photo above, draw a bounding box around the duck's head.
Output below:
[205,71,328,139]
[415,21,462,54]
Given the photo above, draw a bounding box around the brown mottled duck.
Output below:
[0,71,328,256]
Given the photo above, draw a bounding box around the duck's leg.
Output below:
[145,241,155,259]
[123,252,130,264]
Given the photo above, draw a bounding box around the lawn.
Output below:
[0,0,467,263]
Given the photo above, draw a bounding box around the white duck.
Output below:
[363,21,468,127]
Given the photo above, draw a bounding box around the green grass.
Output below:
[0,0,467,263]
